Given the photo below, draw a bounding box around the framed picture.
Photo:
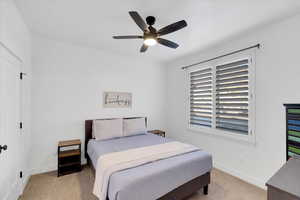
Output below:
[103,92,132,108]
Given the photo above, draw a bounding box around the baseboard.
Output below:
[2,168,34,199]
[4,179,22,200]
[214,162,267,190]
[30,161,267,190]
[30,165,57,175]
[21,173,31,194]
[30,160,87,175]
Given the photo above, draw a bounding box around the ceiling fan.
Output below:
[113,11,187,53]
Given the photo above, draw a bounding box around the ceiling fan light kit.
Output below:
[144,38,157,46]
[113,11,187,53]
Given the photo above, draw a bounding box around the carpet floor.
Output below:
[20,167,267,200]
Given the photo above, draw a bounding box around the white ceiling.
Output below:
[15,0,300,62]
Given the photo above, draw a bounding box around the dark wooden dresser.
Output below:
[57,139,82,177]
[266,158,300,200]
[148,130,166,137]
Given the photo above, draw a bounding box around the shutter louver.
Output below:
[215,59,249,134]
[190,68,213,127]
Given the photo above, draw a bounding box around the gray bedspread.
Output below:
[87,133,212,200]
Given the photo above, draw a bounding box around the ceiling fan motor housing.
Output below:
[144,31,157,40]
[146,16,156,26]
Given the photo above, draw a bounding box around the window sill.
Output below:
[187,125,256,145]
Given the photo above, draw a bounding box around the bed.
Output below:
[85,118,212,200]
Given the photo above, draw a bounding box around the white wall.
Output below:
[31,35,167,174]
[0,0,29,60]
[0,0,32,198]
[166,13,300,189]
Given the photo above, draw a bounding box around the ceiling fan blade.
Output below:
[158,20,187,36]
[113,35,143,39]
[157,38,179,49]
[129,11,149,32]
[140,44,148,53]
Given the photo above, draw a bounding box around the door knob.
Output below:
[0,145,8,153]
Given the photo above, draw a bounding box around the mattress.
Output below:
[87,133,212,200]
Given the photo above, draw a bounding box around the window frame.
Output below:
[187,50,256,144]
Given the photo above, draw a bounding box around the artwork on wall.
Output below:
[103,92,132,108]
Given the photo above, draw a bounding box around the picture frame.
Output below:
[103,92,132,108]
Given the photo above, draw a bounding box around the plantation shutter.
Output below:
[215,59,249,134]
[190,67,213,127]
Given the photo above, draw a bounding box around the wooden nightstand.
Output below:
[149,130,166,137]
[57,139,81,177]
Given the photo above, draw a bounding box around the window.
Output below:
[188,52,255,142]
[190,67,213,127]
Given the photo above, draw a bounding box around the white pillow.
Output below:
[92,119,123,141]
[123,118,146,136]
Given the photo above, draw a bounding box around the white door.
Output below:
[0,51,22,200]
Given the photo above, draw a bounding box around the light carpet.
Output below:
[20,167,266,200]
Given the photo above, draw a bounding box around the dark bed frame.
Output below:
[85,117,210,200]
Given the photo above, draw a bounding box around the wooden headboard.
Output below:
[84,117,147,158]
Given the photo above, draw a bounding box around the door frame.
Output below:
[0,43,24,200]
